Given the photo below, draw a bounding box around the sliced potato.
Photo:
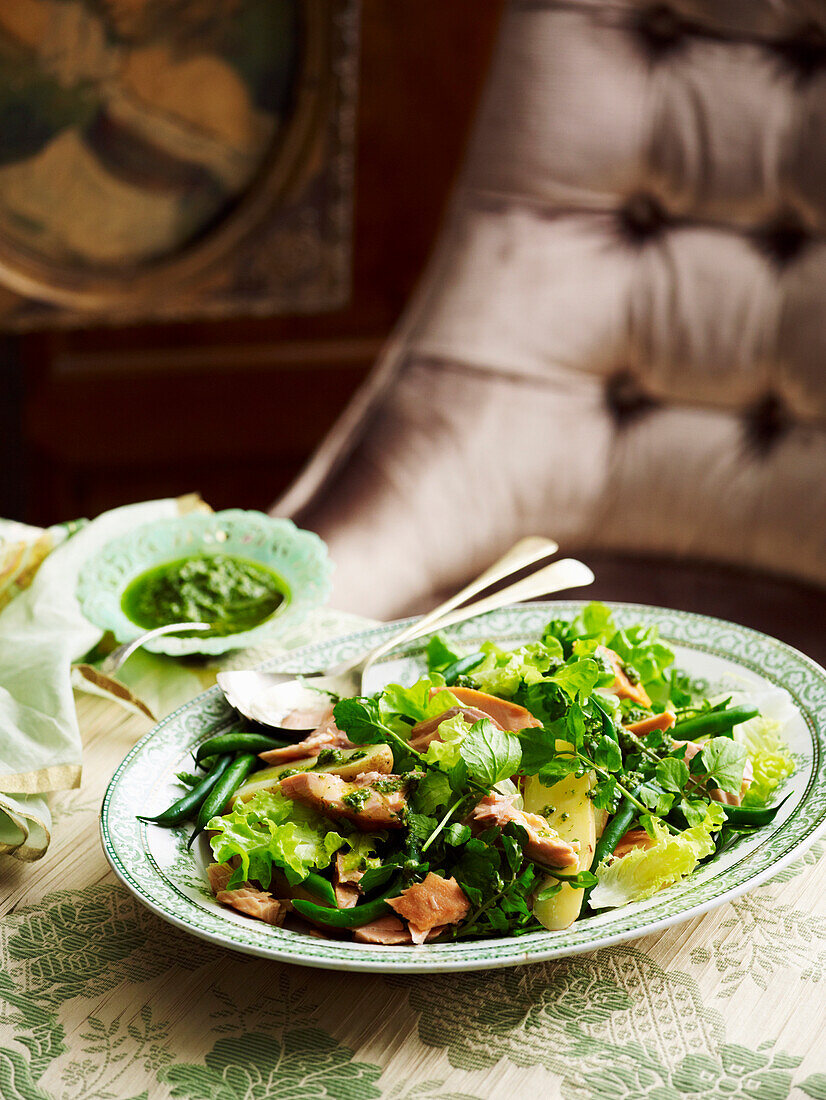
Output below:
[524,771,596,931]
[230,757,316,806]
[322,743,393,780]
[229,744,393,807]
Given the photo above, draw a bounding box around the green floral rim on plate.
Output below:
[100,602,826,972]
[77,509,332,656]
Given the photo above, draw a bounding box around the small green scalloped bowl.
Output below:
[76,510,333,656]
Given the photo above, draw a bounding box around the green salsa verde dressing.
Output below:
[121,553,287,637]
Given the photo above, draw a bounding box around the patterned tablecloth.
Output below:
[2,634,826,1100]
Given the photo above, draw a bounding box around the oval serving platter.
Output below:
[100,602,826,973]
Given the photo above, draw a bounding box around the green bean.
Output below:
[590,796,638,874]
[671,797,789,832]
[301,872,337,907]
[194,732,290,766]
[291,875,403,929]
[187,753,258,848]
[442,652,486,686]
[672,706,758,740]
[138,755,233,826]
[721,794,791,827]
[581,792,639,907]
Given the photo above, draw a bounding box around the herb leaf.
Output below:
[444,823,471,847]
[701,737,748,794]
[537,757,581,784]
[655,757,689,792]
[501,833,523,873]
[459,720,522,788]
[638,781,673,816]
[592,775,619,811]
[680,797,710,827]
[517,723,565,776]
[452,836,502,906]
[413,769,453,815]
[332,697,391,745]
[535,880,563,903]
[557,869,598,891]
[379,680,458,732]
[594,734,623,773]
[358,864,396,893]
[406,812,438,854]
[522,680,568,727]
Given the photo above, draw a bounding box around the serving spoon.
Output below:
[217,543,594,734]
[100,621,212,675]
[218,536,558,727]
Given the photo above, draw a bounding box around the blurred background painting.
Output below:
[0,0,358,325]
[0,0,299,272]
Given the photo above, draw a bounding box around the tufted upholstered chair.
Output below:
[275,0,826,660]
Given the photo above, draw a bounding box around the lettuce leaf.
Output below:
[706,688,797,806]
[722,689,796,807]
[378,678,459,735]
[606,625,675,695]
[337,832,384,878]
[589,807,724,910]
[742,728,795,807]
[493,776,523,808]
[543,602,614,655]
[426,634,463,673]
[424,713,471,768]
[208,790,347,889]
[470,641,560,698]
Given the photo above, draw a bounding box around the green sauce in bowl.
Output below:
[121,553,287,638]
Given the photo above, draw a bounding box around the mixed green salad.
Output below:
[142,603,796,945]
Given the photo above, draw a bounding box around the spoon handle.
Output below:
[354,557,593,682]
[420,558,594,633]
[361,536,558,668]
[100,621,212,675]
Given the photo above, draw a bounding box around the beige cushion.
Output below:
[275,1,826,621]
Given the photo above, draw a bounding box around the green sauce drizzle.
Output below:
[121,553,286,637]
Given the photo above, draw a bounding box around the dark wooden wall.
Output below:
[18,1,504,526]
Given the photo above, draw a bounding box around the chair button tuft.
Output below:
[619,193,668,244]
[744,392,790,456]
[634,4,685,58]
[772,24,826,82]
[605,370,657,425]
[754,210,811,267]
